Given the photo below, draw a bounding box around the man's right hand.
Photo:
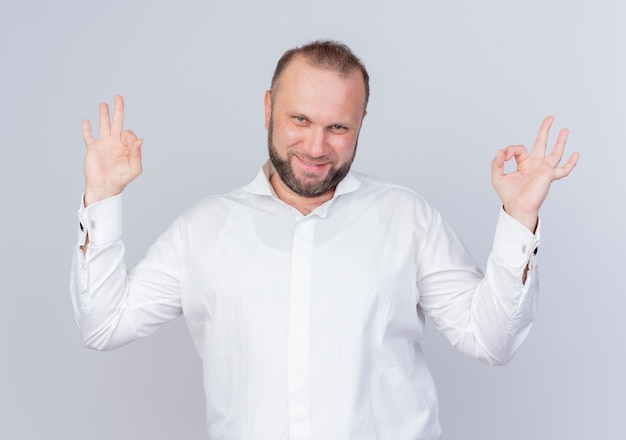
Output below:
[82,95,143,207]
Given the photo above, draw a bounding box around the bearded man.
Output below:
[72,40,578,439]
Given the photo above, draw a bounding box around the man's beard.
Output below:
[267,119,357,198]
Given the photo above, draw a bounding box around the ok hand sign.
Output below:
[82,95,143,207]
[491,116,579,232]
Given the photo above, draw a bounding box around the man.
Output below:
[72,41,578,439]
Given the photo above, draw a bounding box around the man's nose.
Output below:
[302,127,329,158]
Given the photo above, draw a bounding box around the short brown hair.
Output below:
[270,40,370,109]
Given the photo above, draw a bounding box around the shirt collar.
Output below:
[243,160,361,213]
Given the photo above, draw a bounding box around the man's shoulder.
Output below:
[177,187,250,223]
[350,170,426,202]
[346,171,438,222]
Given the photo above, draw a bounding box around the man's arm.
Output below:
[71,96,182,350]
[418,117,578,365]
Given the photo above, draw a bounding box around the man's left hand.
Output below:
[491,116,579,233]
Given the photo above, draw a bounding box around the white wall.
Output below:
[1,0,623,438]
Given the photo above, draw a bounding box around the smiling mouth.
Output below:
[294,155,330,172]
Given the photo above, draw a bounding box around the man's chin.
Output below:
[290,178,332,198]
[295,170,330,184]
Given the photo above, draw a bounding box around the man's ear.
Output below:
[264,90,272,130]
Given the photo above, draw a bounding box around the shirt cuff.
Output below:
[492,207,541,269]
[77,193,123,246]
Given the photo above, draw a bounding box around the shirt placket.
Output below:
[288,217,316,439]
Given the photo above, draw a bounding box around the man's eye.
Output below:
[331,125,346,131]
[294,116,307,123]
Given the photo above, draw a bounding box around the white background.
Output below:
[1,0,624,438]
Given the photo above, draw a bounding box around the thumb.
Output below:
[129,138,143,176]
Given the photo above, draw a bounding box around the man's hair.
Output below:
[270,40,370,110]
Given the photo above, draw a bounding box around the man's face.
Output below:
[265,57,367,198]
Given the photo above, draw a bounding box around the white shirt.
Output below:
[71,162,540,440]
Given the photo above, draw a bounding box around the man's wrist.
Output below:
[502,206,538,234]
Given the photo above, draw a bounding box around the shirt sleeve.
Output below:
[416,207,540,366]
[70,194,184,350]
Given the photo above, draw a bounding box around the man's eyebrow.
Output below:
[291,112,310,119]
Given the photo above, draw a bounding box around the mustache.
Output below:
[292,152,332,166]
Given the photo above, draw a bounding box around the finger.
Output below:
[532,115,555,157]
[546,128,569,167]
[554,152,580,180]
[121,129,138,146]
[111,95,125,137]
[99,102,111,138]
[491,149,506,180]
[504,144,530,163]
[82,119,95,146]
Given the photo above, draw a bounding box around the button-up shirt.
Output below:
[71,162,540,440]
